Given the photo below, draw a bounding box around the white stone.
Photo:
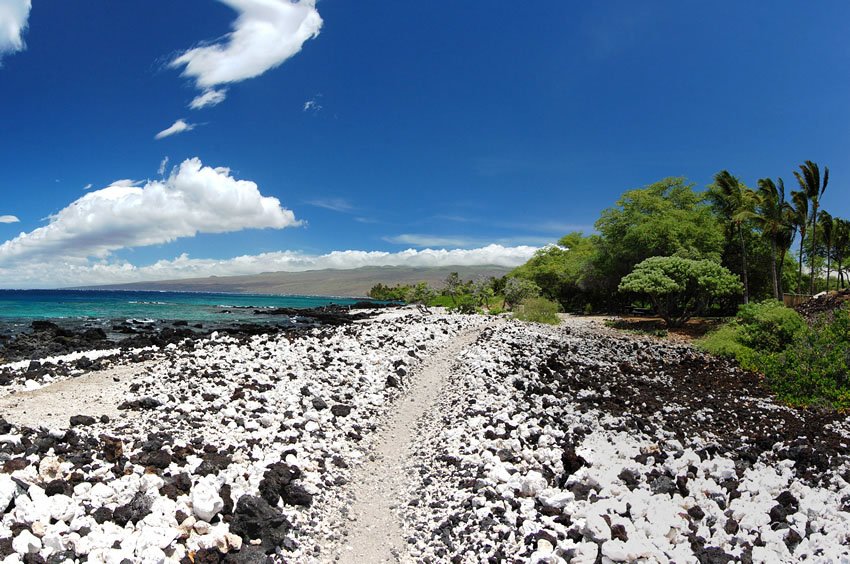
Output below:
[12,530,41,555]
[0,475,17,514]
[191,478,224,523]
[518,470,547,497]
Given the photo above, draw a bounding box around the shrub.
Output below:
[763,307,850,408]
[447,294,478,314]
[735,300,806,353]
[513,297,561,325]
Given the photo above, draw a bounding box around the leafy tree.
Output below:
[442,272,464,305]
[368,283,411,301]
[790,190,809,293]
[595,178,724,296]
[503,277,541,309]
[510,232,600,308]
[794,160,829,295]
[471,277,496,308]
[755,178,793,299]
[408,282,436,305]
[708,171,758,303]
[618,256,742,327]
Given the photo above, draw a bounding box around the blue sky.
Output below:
[1,1,849,287]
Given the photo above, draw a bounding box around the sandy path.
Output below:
[333,327,484,563]
[0,362,151,429]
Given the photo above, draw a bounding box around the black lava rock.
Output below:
[229,495,292,554]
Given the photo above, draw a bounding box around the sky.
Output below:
[1,1,849,288]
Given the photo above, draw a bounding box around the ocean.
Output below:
[0,289,372,334]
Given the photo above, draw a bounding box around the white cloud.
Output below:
[306,198,353,212]
[387,234,480,248]
[190,88,227,109]
[303,95,322,113]
[0,215,20,223]
[0,0,31,60]
[158,156,170,176]
[83,183,93,190]
[171,0,322,108]
[0,157,299,265]
[155,119,195,140]
[0,245,538,288]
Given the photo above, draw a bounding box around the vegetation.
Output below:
[699,302,850,408]
[367,158,850,409]
[618,256,742,327]
[512,297,561,325]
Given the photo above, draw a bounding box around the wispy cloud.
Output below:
[0,215,20,224]
[0,245,538,288]
[306,197,354,213]
[155,119,196,140]
[387,233,558,248]
[0,0,31,62]
[303,94,323,113]
[158,156,170,176]
[385,234,479,248]
[83,183,93,191]
[0,158,300,265]
[189,88,227,110]
[171,0,322,109]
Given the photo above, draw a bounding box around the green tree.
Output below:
[510,232,600,308]
[442,272,464,305]
[471,277,496,308]
[794,160,829,295]
[618,256,742,327]
[790,190,809,293]
[595,178,724,293]
[755,178,793,299]
[408,282,436,305]
[708,171,758,303]
[819,210,834,291]
[834,218,850,289]
[503,277,541,309]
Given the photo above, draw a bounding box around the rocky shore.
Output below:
[0,310,847,563]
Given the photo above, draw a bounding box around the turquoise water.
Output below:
[0,289,370,324]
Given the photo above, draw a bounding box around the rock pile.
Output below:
[402,317,850,562]
[0,309,485,562]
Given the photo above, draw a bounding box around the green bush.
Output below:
[735,300,806,353]
[763,307,850,408]
[699,303,850,408]
[447,294,479,314]
[513,297,561,325]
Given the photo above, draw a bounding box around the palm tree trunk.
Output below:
[798,235,805,294]
[739,226,749,304]
[778,246,788,296]
[810,206,818,295]
[770,239,779,300]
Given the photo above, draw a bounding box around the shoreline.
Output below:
[0,311,848,562]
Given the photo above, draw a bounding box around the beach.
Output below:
[0,309,849,563]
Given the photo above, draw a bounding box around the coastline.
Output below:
[0,310,848,562]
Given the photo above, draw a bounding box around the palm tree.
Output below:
[790,190,809,294]
[709,171,757,303]
[756,178,792,299]
[793,161,829,294]
[819,210,834,292]
[833,218,850,289]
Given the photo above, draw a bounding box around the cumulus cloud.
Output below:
[0,157,299,265]
[0,245,538,288]
[0,215,20,223]
[155,119,195,140]
[171,0,322,108]
[0,0,31,60]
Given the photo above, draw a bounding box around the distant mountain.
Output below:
[71,265,513,297]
